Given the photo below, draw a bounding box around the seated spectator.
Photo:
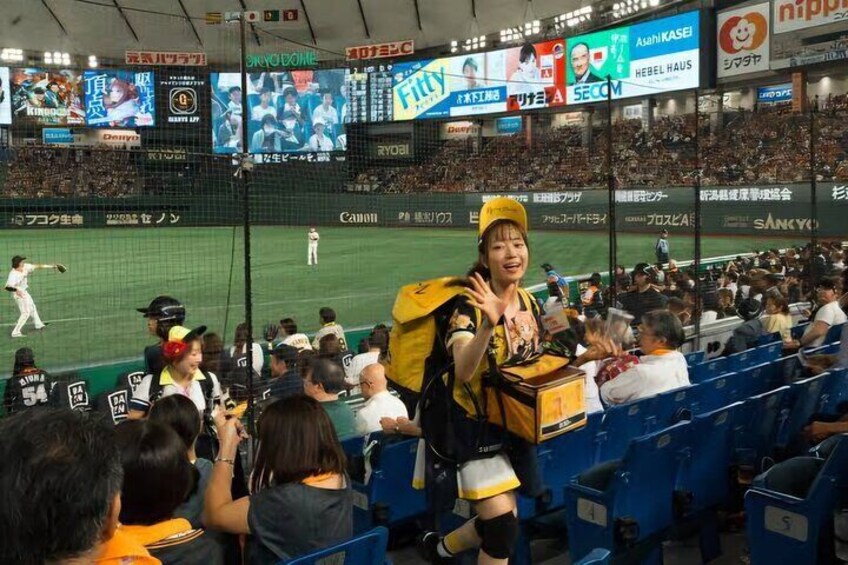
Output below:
[596,310,689,405]
[4,346,52,414]
[763,293,793,342]
[279,317,312,351]
[618,263,668,324]
[716,288,738,319]
[723,299,765,355]
[345,328,388,391]
[149,395,210,529]
[204,396,352,563]
[0,408,157,564]
[318,333,353,372]
[355,363,408,435]
[667,297,692,326]
[312,306,348,350]
[268,343,303,399]
[304,357,356,439]
[792,278,846,349]
[115,419,222,563]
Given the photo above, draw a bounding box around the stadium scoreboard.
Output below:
[346,64,393,123]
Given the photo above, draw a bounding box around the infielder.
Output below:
[5,255,66,338]
[308,227,320,266]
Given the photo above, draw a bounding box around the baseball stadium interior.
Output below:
[1,0,848,563]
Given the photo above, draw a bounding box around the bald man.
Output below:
[355,363,408,436]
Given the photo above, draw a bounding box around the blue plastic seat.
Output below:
[825,322,845,344]
[745,436,848,565]
[756,341,783,365]
[645,387,693,432]
[733,387,791,471]
[819,368,848,415]
[542,410,603,509]
[685,351,705,366]
[758,332,782,346]
[278,526,390,565]
[689,374,734,414]
[791,323,810,341]
[564,422,691,563]
[596,397,654,462]
[352,436,426,533]
[774,373,829,451]
[690,356,729,384]
[727,348,758,372]
[573,548,611,564]
[734,363,771,399]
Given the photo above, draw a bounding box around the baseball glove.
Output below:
[263,323,279,343]
[56,264,67,273]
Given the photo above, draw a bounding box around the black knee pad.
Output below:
[477,511,519,559]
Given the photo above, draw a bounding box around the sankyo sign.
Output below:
[246,51,317,69]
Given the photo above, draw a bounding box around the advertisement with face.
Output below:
[11,68,85,125]
[84,70,155,127]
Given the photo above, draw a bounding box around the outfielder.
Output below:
[308,227,320,266]
[5,255,66,338]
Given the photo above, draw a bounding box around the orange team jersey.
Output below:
[95,528,161,565]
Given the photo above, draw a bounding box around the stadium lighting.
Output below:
[44,51,70,65]
[88,55,98,68]
[555,6,592,32]
[450,40,459,54]
[500,19,540,43]
[1,48,23,62]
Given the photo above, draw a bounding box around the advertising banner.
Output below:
[565,11,700,104]
[716,3,770,78]
[42,128,74,144]
[11,68,85,125]
[125,51,207,66]
[0,67,10,125]
[392,39,565,120]
[773,0,848,33]
[757,84,793,103]
[771,34,848,69]
[346,40,414,61]
[440,121,479,139]
[83,70,155,127]
[496,116,523,134]
[158,72,206,125]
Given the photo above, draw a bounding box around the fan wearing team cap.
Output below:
[5,255,67,338]
[418,197,544,565]
[137,296,186,378]
[129,325,222,420]
[617,263,668,325]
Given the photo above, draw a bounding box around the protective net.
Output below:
[1,9,847,418]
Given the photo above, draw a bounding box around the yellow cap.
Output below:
[167,325,207,342]
[478,197,528,240]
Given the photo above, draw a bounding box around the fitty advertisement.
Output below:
[392,39,565,120]
[565,11,700,104]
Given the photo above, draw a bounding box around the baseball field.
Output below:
[0,226,806,371]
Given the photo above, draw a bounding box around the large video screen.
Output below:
[244,69,348,154]
[565,11,700,104]
[392,39,566,120]
[210,73,244,154]
[0,67,11,125]
[11,68,85,125]
[84,70,155,127]
[157,71,207,125]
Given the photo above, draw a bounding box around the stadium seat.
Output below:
[564,422,690,563]
[726,348,758,371]
[351,435,426,533]
[645,387,693,432]
[595,397,655,463]
[745,436,848,565]
[758,332,782,346]
[115,370,146,396]
[674,403,743,562]
[755,341,784,365]
[277,526,389,565]
[688,374,734,414]
[684,351,705,366]
[542,410,604,509]
[690,357,729,384]
[49,373,92,412]
[247,93,260,109]
[734,387,791,471]
[573,548,611,565]
[825,323,845,344]
[734,363,771,399]
[791,323,810,341]
[774,373,829,452]
[818,368,848,416]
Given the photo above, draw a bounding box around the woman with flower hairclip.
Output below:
[129,325,223,421]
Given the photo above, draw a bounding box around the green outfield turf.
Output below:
[0,226,807,371]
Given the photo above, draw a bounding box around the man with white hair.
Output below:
[354,363,408,436]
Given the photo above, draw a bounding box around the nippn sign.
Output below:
[717,3,770,78]
[773,0,848,33]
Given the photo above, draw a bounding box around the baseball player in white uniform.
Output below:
[308,227,320,266]
[5,255,66,338]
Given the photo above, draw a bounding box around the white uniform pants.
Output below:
[308,242,319,265]
[13,291,43,335]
